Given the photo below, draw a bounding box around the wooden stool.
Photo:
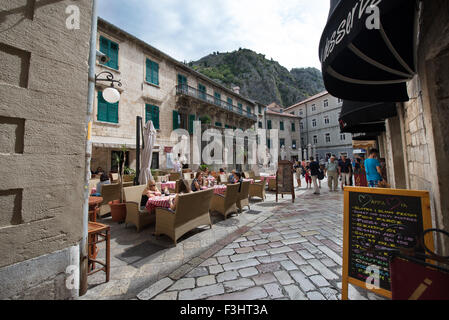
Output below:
[88,222,110,283]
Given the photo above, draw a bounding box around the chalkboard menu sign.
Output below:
[343,187,433,299]
[276,160,295,203]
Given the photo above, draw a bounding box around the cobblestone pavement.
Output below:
[137,187,385,301]
[81,189,297,300]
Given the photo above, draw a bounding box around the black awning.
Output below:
[340,100,397,124]
[352,133,382,140]
[340,120,385,134]
[319,0,418,102]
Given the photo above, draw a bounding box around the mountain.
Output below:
[188,49,325,107]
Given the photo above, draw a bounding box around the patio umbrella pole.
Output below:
[135,116,142,185]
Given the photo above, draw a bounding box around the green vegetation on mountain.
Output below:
[188,49,325,107]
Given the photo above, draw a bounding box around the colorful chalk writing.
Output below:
[348,192,424,292]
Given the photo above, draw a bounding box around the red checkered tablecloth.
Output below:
[201,185,227,195]
[161,181,176,190]
[146,195,176,212]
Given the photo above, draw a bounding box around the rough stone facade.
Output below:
[380,0,449,255]
[92,19,257,173]
[285,92,353,161]
[0,0,92,299]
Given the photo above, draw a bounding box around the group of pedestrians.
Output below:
[293,151,383,195]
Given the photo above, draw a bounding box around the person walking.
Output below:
[338,154,352,190]
[309,156,320,195]
[364,149,383,187]
[325,156,339,191]
[293,161,302,188]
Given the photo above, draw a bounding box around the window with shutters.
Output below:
[238,103,243,114]
[145,104,160,129]
[267,120,272,130]
[214,92,221,106]
[291,122,296,132]
[227,98,233,111]
[145,58,159,85]
[189,114,195,134]
[247,106,252,116]
[267,139,271,149]
[97,91,118,123]
[280,139,285,147]
[280,121,284,131]
[198,84,206,100]
[258,106,262,114]
[99,36,119,70]
[177,74,187,93]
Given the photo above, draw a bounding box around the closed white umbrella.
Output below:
[139,120,157,185]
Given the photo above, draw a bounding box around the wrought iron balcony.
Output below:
[176,85,257,122]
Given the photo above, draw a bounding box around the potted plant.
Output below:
[109,145,128,222]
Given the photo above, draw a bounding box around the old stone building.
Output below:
[0,0,92,299]
[92,19,258,173]
[285,92,353,161]
[265,103,302,162]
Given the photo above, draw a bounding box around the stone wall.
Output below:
[0,0,92,298]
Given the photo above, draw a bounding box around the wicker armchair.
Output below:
[169,172,181,181]
[124,185,154,232]
[268,177,277,191]
[210,183,240,219]
[98,183,121,216]
[249,179,266,201]
[155,189,214,245]
[237,181,251,213]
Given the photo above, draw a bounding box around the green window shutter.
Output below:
[108,101,119,123]
[108,41,119,70]
[267,139,271,149]
[145,104,151,123]
[145,59,151,83]
[280,121,284,131]
[198,84,206,100]
[99,37,109,64]
[97,92,108,122]
[227,98,233,111]
[238,103,243,114]
[267,120,272,129]
[247,106,251,116]
[173,110,179,130]
[214,92,221,106]
[189,114,195,134]
[152,105,160,129]
[152,61,159,85]
[291,122,295,132]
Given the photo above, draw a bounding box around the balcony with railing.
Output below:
[176,85,257,122]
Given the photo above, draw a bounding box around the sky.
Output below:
[97,0,330,70]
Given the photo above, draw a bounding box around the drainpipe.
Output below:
[80,0,98,297]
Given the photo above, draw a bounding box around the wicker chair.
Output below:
[169,172,181,181]
[236,181,251,213]
[124,185,154,232]
[210,183,240,219]
[99,183,121,216]
[249,179,266,201]
[155,189,214,245]
[268,177,277,191]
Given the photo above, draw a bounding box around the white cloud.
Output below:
[98,0,329,69]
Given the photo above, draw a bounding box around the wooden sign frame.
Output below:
[276,160,295,203]
[342,186,434,300]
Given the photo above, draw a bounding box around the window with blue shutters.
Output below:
[97,91,118,123]
[198,84,206,100]
[99,36,119,70]
[178,74,187,93]
[145,104,160,129]
[227,98,233,111]
[214,92,221,106]
[146,59,159,86]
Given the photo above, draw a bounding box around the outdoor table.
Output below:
[161,181,176,191]
[146,195,176,213]
[88,196,103,222]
